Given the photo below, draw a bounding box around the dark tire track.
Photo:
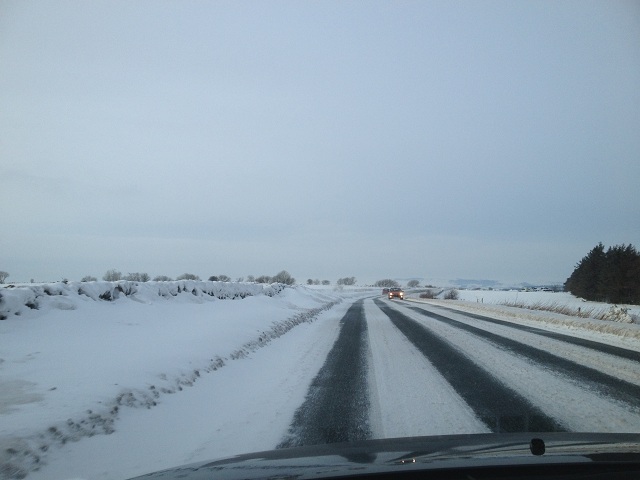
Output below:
[374,299,563,433]
[278,300,370,448]
[405,304,640,409]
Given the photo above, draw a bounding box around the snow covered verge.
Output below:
[407,289,640,351]
[0,281,368,480]
[0,280,287,321]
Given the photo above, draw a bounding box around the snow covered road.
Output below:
[279,297,640,447]
[386,300,640,433]
[3,286,640,480]
[279,300,370,448]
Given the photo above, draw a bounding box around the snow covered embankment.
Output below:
[0,281,349,480]
[0,280,286,320]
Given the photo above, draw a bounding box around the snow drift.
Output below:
[0,280,287,321]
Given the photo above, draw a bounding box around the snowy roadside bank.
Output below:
[0,280,287,321]
[0,282,372,479]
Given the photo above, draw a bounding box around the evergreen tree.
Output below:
[565,243,606,300]
[565,243,640,305]
[601,244,640,303]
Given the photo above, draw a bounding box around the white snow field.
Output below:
[1,282,639,480]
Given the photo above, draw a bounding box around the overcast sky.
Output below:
[1,1,639,285]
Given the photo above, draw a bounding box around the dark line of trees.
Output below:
[374,279,400,288]
[564,243,640,305]
[94,270,296,285]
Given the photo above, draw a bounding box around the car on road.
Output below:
[382,287,390,295]
[388,287,404,299]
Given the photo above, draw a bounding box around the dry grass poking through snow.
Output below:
[499,300,637,324]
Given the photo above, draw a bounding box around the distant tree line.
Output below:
[208,275,231,282]
[81,269,297,285]
[101,270,153,282]
[153,275,172,281]
[564,243,640,305]
[374,279,400,288]
[3,269,299,285]
[375,278,427,289]
[234,270,295,285]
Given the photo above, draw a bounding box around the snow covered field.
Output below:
[454,289,640,320]
[1,282,639,480]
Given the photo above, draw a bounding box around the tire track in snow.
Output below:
[405,304,640,409]
[373,299,563,433]
[407,303,640,387]
[430,304,640,362]
[278,300,370,448]
[388,301,640,432]
[364,300,489,438]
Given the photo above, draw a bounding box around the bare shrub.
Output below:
[176,273,200,281]
[272,270,295,285]
[125,272,150,282]
[103,269,122,281]
[444,289,459,300]
[599,305,634,323]
[500,300,610,319]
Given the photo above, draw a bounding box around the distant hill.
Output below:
[451,279,501,289]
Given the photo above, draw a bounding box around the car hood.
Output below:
[129,432,640,479]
